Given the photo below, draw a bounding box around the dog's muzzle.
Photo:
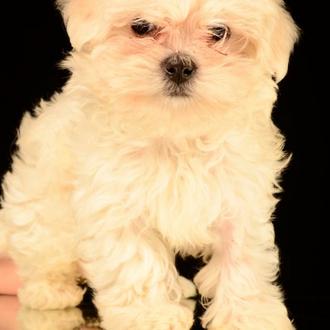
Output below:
[161,53,197,97]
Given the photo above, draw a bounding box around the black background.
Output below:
[0,1,327,329]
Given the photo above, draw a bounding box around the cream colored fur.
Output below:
[0,0,298,329]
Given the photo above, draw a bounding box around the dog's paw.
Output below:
[181,297,197,313]
[178,276,197,299]
[207,313,295,330]
[101,303,194,330]
[137,305,193,330]
[17,307,84,330]
[18,280,85,310]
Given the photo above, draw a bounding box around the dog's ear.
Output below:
[260,2,299,83]
[56,0,103,51]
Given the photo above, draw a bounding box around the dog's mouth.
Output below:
[164,82,192,98]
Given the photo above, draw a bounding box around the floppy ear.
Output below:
[56,0,103,51]
[262,3,299,82]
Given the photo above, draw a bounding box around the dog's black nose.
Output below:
[161,53,197,85]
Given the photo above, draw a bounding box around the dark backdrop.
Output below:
[1,1,327,329]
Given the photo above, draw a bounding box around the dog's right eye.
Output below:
[208,24,231,42]
[131,19,156,36]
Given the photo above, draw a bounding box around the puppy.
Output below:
[0,0,298,329]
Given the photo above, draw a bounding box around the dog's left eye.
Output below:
[131,19,156,36]
[208,24,231,42]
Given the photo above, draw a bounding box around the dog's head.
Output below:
[58,0,298,136]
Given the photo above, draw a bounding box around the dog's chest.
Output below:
[73,137,227,248]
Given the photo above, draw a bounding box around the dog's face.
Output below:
[58,0,298,137]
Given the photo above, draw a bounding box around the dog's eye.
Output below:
[131,19,156,36]
[209,24,231,42]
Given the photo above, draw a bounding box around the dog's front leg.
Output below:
[78,225,194,330]
[194,220,294,330]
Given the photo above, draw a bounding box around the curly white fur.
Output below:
[0,0,298,329]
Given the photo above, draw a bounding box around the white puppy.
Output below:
[0,0,298,329]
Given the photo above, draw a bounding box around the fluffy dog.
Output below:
[0,0,298,329]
